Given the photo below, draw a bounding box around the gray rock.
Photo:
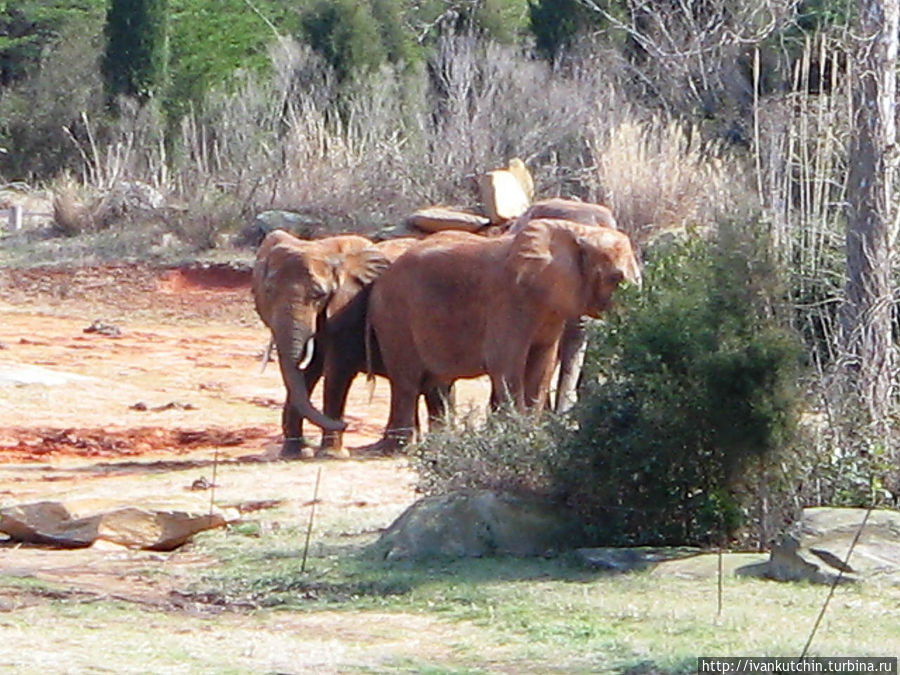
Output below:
[372,490,581,561]
[0,501,100,548]
[576,547,702,573]
[737,507,900,584]
[237,210,328,247]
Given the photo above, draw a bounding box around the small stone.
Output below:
[84,320,122,337]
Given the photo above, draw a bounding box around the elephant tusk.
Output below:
[297,337,315,371]
[260,337,274,374]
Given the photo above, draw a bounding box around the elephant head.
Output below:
[512,218,640,319]
[252,229,390,434]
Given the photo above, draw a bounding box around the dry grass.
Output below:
[589,115,739,241]
[51,175,95,237]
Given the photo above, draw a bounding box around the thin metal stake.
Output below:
[209,447,220,518]
[301,466,323,573]
[717,545,724,620]
[800,505,873,658]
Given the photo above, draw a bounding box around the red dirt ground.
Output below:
[1,262,476,462]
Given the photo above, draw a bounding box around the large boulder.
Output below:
[372,490,582,561]
[506,158,535,203]
[478,160,532,225]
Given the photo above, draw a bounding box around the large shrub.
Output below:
[557,225,804,547]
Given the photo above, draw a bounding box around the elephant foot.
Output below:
[280,439,315,460]
[353,435,407,457]
[317,446,351,460]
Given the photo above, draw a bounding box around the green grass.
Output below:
[3,515,898,674]
[184,522,900,673]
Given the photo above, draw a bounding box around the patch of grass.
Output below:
[0,575,59,591]
[188,525,900,671]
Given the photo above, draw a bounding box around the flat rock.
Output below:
[95,507,225,551]
[0,501,100,548]
[0,501,225,551]
[372,490,581,561]
[405,207,490,233]
[736,507,900,584]
[576,546,700,573]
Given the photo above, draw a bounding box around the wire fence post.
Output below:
[301,466,323,573]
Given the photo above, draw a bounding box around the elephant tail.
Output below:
[364,309,377,402]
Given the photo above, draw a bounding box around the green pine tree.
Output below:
[301,0,387,82]
[102,0,169,103]
[529,0,614,59]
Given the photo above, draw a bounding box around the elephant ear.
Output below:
[322,247,392,318]
[512,220,555,284]
[341,247,392,286]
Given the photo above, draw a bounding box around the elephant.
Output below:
[509,197,622,412]
[510,197,618,232]
[252,229,391,458]
[315,236,455,457]
[365,218,641,452]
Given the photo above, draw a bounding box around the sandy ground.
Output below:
[0,262,494,672]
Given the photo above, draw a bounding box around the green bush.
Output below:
[557,227,804,547]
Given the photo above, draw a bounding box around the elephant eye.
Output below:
[308,283,329,301]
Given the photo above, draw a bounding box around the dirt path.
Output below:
[0,263,492,672]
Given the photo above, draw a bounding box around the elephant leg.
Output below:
[423,382,454,432]
[376,381,419,454]
[554,319,588,413]
[525,340,561,411]
[281,398,312,459]
[319,357,357,459]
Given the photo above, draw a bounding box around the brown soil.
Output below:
[0,262,491,668]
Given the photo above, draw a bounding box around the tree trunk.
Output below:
[841,0,899,433]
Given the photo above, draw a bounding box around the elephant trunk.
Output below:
[275,323,346,433]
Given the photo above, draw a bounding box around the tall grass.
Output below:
[587,115,738,241]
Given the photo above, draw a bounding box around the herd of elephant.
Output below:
[251,198,642,459]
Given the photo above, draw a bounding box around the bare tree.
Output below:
[576,0,797,112]
[841,0,899,432]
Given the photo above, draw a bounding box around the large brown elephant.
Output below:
[252,229,391,458]
[510,197,622,412]
[315,236,454,457]
[366,218,641,452]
